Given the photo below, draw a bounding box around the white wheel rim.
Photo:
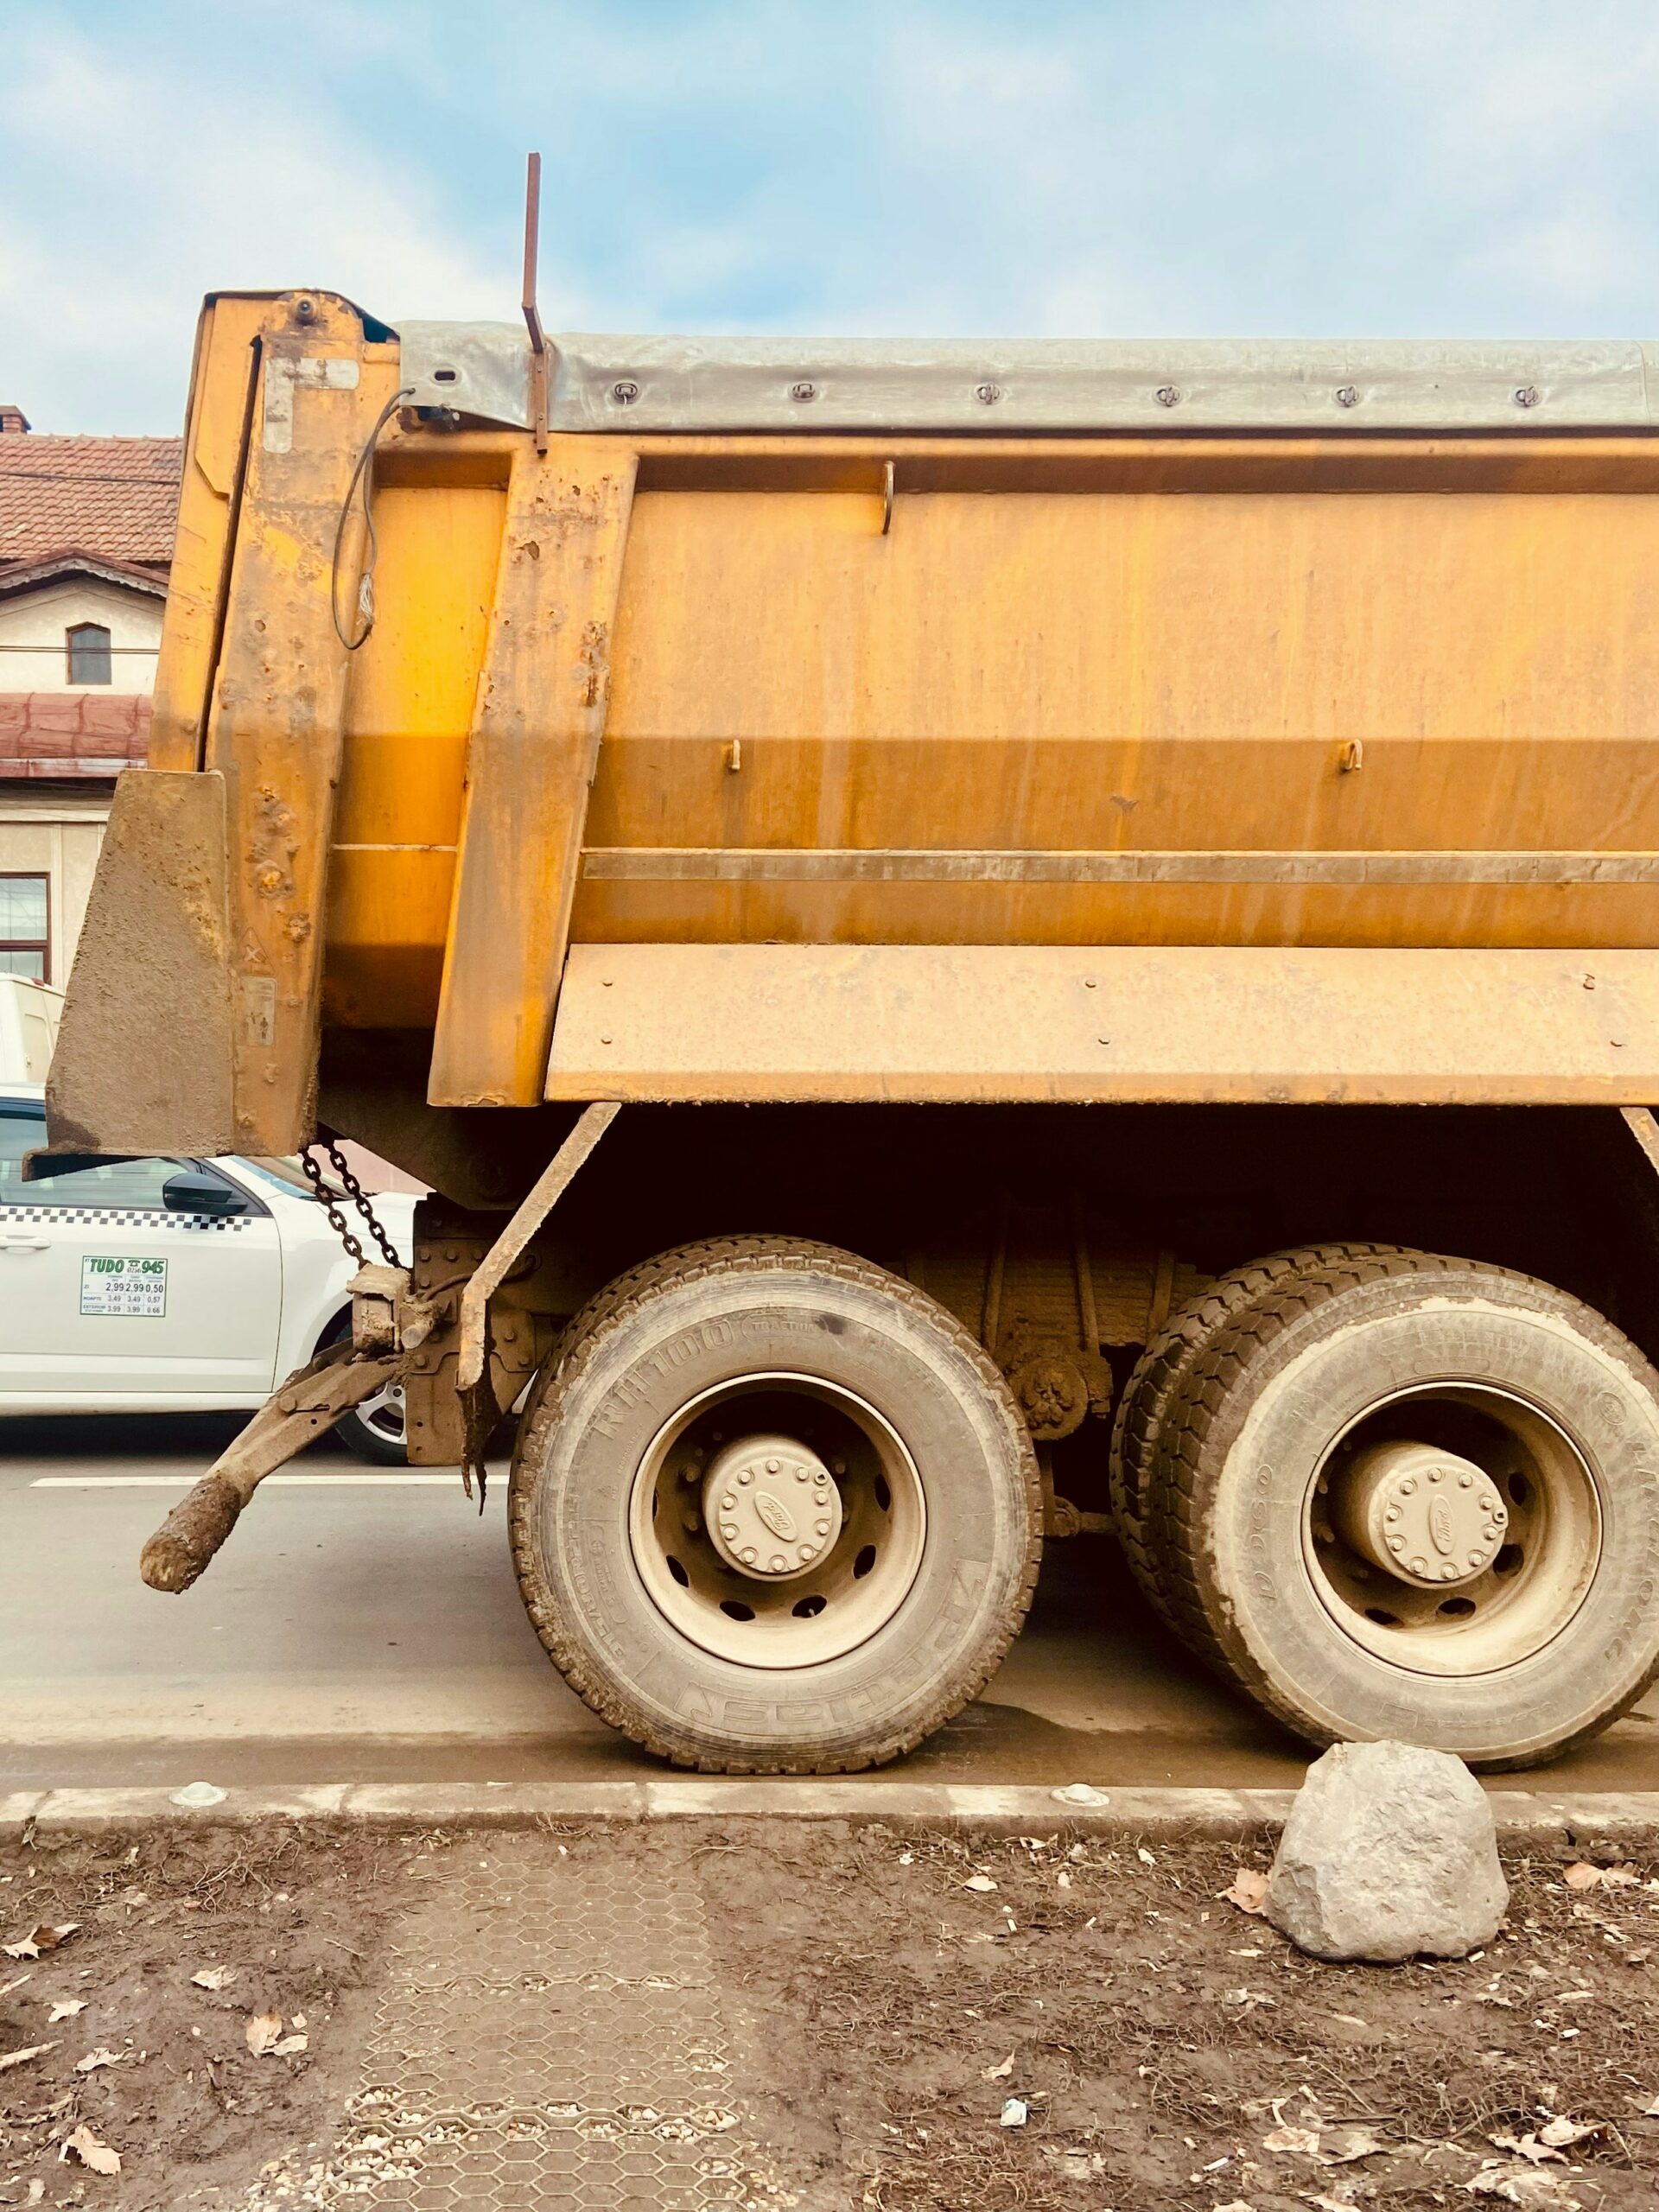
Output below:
[627,1371,926,1669]
[353,1379,406,1447]
[1302,1382,1602,1677]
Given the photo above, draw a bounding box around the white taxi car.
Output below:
[0,1084,415,1460]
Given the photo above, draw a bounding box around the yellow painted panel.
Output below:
[322,480,503,1027]
[568,877,1659,951]
[547,943,1659,1106]
[335,483,505,846]
[322,848,455,1027]
[587,734,1659,856]
[606,486,1659,747]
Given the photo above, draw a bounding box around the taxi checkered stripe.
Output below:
[0,1207,253,1231]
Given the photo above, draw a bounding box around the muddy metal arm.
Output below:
[140,1338,415,1592]
[138,1109,620,1591]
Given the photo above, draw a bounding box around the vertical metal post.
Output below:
[523,152,550,454]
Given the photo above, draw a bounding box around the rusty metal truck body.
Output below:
[46,291,1659,1771]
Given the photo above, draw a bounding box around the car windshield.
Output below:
[238,1155,347,1199]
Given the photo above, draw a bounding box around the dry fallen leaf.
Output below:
[0,2041,56,2075]
[48,1999,87,2022]
[1042,2146,1105,2181]
[1224,1868,1270,1916]
[1320,2124,1386,2163]
[982,2053,1014,2080]
[1465,2162,1579,2208]
[245,2010,283,2056]
[3,1923,78,1961]
[74,2048,126,2075]
[963,1874,998,1893]
[1262,2124,1321,2157]
[1491,2133,1565,2165]
[191,1965,237,1992]
[1238,1866,1274,1920]
[61,2122,121,2176]
[273,2033,308,2056]
[1599,1866,1639,1888]
[26,2179,44,2204]
[1538,2118,1598,2149]
[1562,1864,1603,1892]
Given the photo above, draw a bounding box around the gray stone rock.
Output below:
[1265,1738,1507,1962]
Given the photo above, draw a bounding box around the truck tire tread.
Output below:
[508,1235,1044,1773]
[1147,1249,1659,1765]
[1109,1242,1406,1629]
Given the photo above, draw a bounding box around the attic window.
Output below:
[67,621,112,685]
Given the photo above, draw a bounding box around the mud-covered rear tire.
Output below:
[508,1236,1042,1773]
[1109,1244,1401,1630]
[1149,1251,1659,1768]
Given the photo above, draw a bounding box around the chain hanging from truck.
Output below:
[301,1138,402,1269]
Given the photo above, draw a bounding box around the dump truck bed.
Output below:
[47,298,1659,1160]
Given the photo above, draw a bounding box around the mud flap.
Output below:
[47,770,237,1157]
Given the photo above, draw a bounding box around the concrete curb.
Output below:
[5,1781,1659,1842]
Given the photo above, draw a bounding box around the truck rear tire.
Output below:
[1149,1252,1659,1768]
[508,1236,1043,1772]
[1109,1243,1399,1630]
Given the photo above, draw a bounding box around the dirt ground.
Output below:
[2,1818,1657,2211]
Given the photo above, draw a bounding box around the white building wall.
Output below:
[0,578,162,693]
[0,795,112,987]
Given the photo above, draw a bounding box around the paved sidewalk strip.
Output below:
[242,1841,781,2209]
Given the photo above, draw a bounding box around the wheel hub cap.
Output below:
[702,1433,842,1580]
[1332,1440,1509,1589]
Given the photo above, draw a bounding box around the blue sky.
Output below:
[4,0,1659,432]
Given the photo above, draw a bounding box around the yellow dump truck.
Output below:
[45,287,1659,1773]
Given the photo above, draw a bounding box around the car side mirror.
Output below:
[162,1169,248,1217]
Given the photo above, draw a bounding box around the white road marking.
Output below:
[30,1473,460,1489]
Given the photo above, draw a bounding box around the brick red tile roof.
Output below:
[0,692,151,777]
[0,436,182,573]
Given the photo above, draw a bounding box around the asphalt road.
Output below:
[4,1411,1659,1794]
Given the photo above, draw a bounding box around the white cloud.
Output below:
[0,25,518,430]
[6,0,1659,425]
